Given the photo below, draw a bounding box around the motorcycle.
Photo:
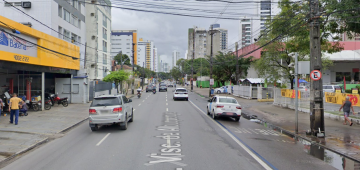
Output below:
[26,100,40,111]
[46,93,68,107]
[153,89,156,94]
[137,91,141,98]
[37,98,52,110]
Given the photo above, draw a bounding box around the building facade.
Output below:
[110,30,138,66]
[206,25,228,56]
[137,39,155,70]
[153,47,158,72]
[0,0,86,75]
[85,0,111,80]
[172,50,180,67]
[187,27,207,59]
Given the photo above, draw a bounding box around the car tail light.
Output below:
[89,109,97,114]
[184,93,188,94]
[175,93,179,94]
[236,106,242,109]
[113,107,123,113]
[217,105,224,108]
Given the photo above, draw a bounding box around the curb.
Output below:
[57,117,89,133]
[0,138,48,166]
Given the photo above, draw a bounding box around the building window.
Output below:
[58,26,62,39]
[78,19,81,28]
[103,66,107,77]
[78,36,81,45]
[63,9,70,23]
[103,54,107,65]
[63,29,70,41]
[336,72,351,82]
[73,0,78,10]
[103,41,107,52]
[103,28,107,40]
[244,24,251,27]
[102,14,107,27]
[58,5,62,17]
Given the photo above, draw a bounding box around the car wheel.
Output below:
[217,90,221,94]
[235,117,240,122]
[207,107,210,115]
[119,117,128,130]
[90,125,98,131]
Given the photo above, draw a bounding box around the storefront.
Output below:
[0,16,80,110]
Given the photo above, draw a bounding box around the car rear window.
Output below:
[176,89,187,92]
[219,98,237,104]
[91,97,121,107]
[334,86,341,89]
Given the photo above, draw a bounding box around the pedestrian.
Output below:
[339,96,355,126]
[19,100,28,116]
[9,93,24,125]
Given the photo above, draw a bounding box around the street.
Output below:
[0,88,337,170]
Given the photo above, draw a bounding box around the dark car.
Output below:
[168,84,173,87]
[146,85,156,92]
[159,84,167,92]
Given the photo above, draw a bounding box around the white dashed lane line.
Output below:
[138,104,141,106]
[96,133,110,146]
[166,108,168,111]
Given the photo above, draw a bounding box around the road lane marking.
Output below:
[189,100,275,170]
[96,133,110,146]
[166,108,168,111]
[167,135,171,148]
[143,100,145,102]
[166,99,168,101]
[139,104,141,106]
[176,168,183,170]
[166,103,168,105]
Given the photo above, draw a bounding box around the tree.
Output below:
[114,54,131,66]
[103,70,130,93]
[170,66,182,81]
[254,0,359,89]
[212,52,253,86]
[176,58,210,76]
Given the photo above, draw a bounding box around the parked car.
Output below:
[214,86,229,94]
[159,84,167,92]
[207,96,241,121]
[173,88,188,101]
[88,94,133,131]
[323,85,341,93]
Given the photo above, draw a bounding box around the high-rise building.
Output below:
[206,25,228,56]
[137,39,155,71]
[153,47,158,72]
[110,30,138,66]
[172,50,180,67]
[238,0,279,47]
[0,0,87,75]
[86,0,112,80]
[187,26,207,59]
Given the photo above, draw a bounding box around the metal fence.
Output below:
[232,85,260,99]
[257,87,274,100]
[273,88,310,112]
[89,80,114,101]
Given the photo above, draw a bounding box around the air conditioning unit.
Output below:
[91,36,96,40]
[22,1,31,8]
[91,64,95,67]
[91,0,97,4]
[90,13,95,16]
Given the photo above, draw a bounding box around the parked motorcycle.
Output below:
[37,98,52,110]
[26,100,40,111]
[46,93,68,107]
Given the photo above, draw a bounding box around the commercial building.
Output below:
[187,26,207,59]
[85,0,112,80]
[172,50,180,67]
[0,16,88,105]
[153,47,158,72]
[110,30,138,66]
[0,0,86,75]
[137,39,155,71]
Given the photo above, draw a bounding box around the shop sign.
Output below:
[0,27,38,60]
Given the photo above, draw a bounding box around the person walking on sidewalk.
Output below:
[9,93,24,125]
[339,96,355,126]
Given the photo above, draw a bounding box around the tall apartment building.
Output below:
[0,0,86,75]
[153,47,158,72]
[137,39,155,71]
[187,26,207,59]
[238,0,279,47]
[110,30,137,66]
[206,25,228,56]
[172,50,180,67]
[85,0,112,80]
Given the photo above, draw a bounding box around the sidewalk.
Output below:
[188,86,360,160]
[0,103,90,164]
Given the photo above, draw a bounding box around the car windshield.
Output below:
[91,97,121,107]
[219,98,237,104]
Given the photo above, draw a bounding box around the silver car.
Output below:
[89,94,133,131]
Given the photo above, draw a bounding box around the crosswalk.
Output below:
[231,127,286,136]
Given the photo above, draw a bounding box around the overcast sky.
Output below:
[110,1,258,61]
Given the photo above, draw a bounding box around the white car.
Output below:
[214,86,229,94]
[173,88,188,101]
[207,96,241,121]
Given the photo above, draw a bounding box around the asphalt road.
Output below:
[2,88,337,170]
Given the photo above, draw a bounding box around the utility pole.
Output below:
[309,0,324,136]
[209,25,216,97]
[191,27,195,92]
[235,42,239,85]
[132,43,135,95]
[295,52,299,134]
[119,51,123,94]
[142,62,144,90]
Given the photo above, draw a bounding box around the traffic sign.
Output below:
[310,70,322,81]
[210,79,214,85]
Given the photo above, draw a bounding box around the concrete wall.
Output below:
[55,78,88,103]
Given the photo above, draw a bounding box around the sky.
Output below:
[110,0,262,61]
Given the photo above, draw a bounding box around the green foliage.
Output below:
[114,54,131,66]
[211,52,253,85]
[176,58,210,76]
[103,70,130,84]
[170,66,182,81]
[134,65,156,79]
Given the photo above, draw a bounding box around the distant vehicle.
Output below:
[207,96,241,121]
[168,84,173,87]
[323,85,341,93]
[88,94,133,131]
[146,85,156,92]
[173,88,188,101]
[159,84,167,92]
[214,86,229,94]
